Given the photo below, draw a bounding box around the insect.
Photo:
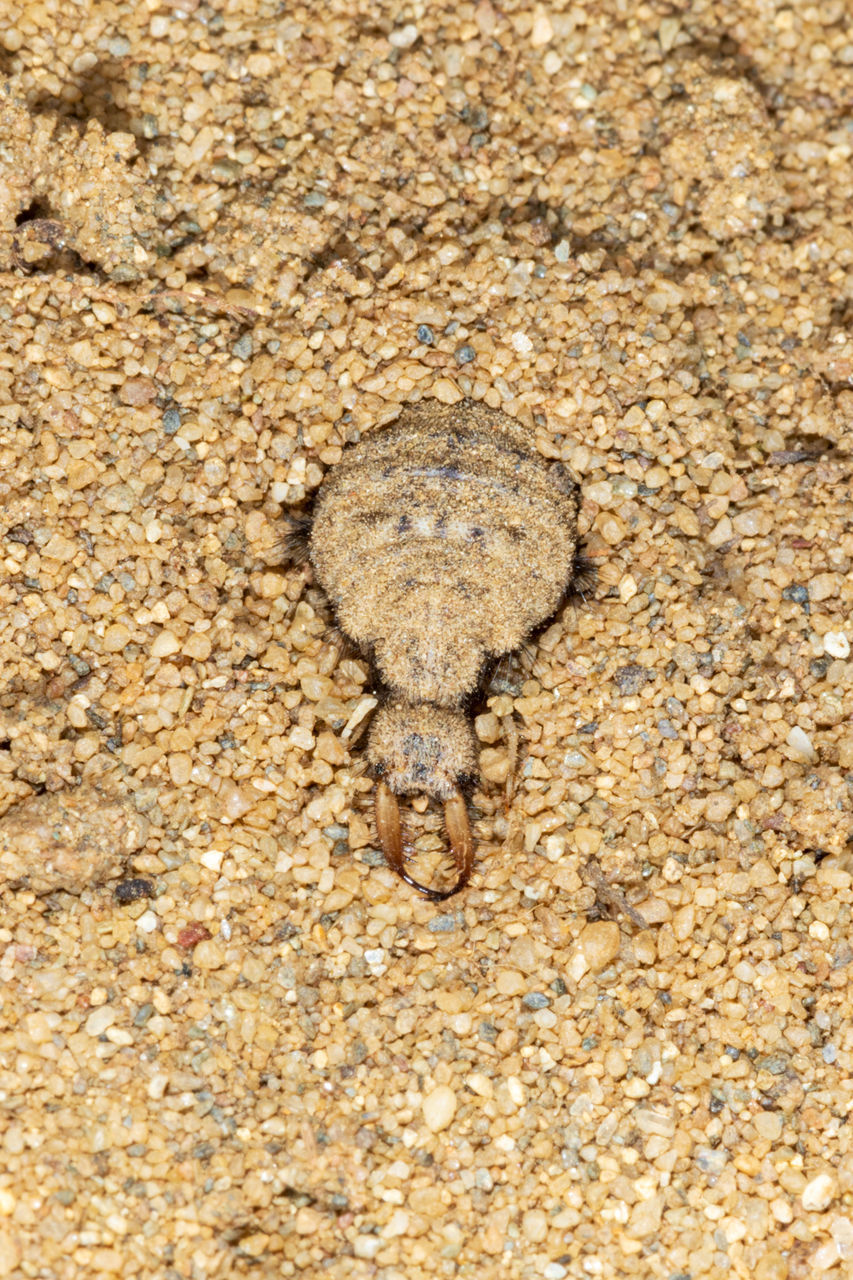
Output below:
[308,399,582,900]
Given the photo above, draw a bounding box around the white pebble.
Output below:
[353,1235,381,1259]
[194,939,225,969]
[422,1084,457,1132]
[831,1216,853,1258]
[802,1171,837,1212]
[823,631,850,659]
[341,695,377,741]
[466,1072,493,1098]
[85,1006,116,1037]
[566,946,589,983]
[151,629,180,658]
[136,910,159,933]
[381,1208,410,1238]
[619,574,638,603]
[506,1075,526,1107]
[147,1073,169,1100]
[810,1239,840,1271]
[786,725,817,763]
[389,23,418,47]
[531,10,554,47]
[511,331,533,355]
[658,16,681,51]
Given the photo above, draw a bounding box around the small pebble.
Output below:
[151,630,180,658]
[695,1147,728,1175]
[432,377,462,404]
[66,458,97,490]
[823,631,850,659]
[427,914,460,933]
[103,622,131,652]
[754,1112,782,1141]
[496,969,526,996]
[521,1208,548,1242]
[353,1235,381,1260]
[613,663,653,695]
[705,791,735,822]
[572,827,601,855]
[801,1171,837,1212]
[786,725,818,763]
[177,923,212,950]
[422,1085,457,1132]
[580,922,621,973]
[0,1229,22,1276]
[183,633,212,661]
[193,939,225,969]
[782,584,810,612]
[619,574,638,603]
[168,753,193,786]
[466,1073,493,1098]
[530,9,554,46]
[389,23,418,48]
[119,377,156,406]
[85,1006,117,1037]
[754,1252,790,1280]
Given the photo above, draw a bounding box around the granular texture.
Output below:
[0,1,852,1278]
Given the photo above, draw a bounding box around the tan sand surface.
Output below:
[0,2,852,1277]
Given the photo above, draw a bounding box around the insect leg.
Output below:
[443,789,474,895]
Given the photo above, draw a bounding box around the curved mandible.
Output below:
[374,780,474,900]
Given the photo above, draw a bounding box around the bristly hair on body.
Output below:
[482,541,598,696]
[274,509,314,567]
[302,399,587,898]
[566,549,599,605]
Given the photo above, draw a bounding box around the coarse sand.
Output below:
[0,2,852,1277]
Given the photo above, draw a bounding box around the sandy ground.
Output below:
[0,1,852,1277]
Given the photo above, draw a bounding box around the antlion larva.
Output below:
[308,399,582,899]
